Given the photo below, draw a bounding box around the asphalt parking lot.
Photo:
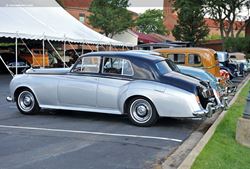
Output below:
[0,74,245,169]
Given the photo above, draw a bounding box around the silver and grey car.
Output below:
[7,51,218,126]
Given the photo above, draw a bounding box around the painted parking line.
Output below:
[0,124,182,143]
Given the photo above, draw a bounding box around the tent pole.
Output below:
[63,41,66,68]
[15,37,18,75]
[96,45,99,52]
[21,39,41,67]
[47,39,68,68]
[86,43,93,52]
[0,56,14,77]
[42,38,45,68]
[69,41,80,57]
[81,43,84,55]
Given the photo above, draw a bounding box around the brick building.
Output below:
[163,0,245,39]
[57,0,94,29]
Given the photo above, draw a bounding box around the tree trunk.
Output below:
[236,19,250,37]
[219,21,225,38]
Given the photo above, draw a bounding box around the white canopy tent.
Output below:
[0,0,129,46]
[0,0,133,75]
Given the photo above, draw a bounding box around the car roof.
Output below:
[155,47,216,53]
[82,51,165,63]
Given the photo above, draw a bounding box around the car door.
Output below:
[57,56,101,108]
[97,57,134,111]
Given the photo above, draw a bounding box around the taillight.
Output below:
[196,95,201,104]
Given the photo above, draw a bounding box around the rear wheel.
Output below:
[127,97,158,127]
[16,89,40,115]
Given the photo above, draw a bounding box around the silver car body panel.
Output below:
[9,68,209,118]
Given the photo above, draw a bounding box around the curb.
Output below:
[177,74,250,169]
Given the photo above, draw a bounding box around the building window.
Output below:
[79,13,85,23]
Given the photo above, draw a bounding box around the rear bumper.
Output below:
[193,102,217,118]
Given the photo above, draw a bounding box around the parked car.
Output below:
[20,48,49,67]
[247,59,250,71]
[229,52,249,75]
[7,51,219,126]
[154,47,223,84]
[177,65,228,108]
[217,51,229,66]
[219,63,236,80]
[0,52,30,74]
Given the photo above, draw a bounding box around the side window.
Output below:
[167,54,185,64]
[72,57,100,73]
[102,57,133,76]
[188,54,201,65]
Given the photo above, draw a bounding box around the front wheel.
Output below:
[127,97,158,127]
[16,89,40,115]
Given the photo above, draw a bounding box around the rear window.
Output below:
[155,61,172,75]
[188,54,201,65]
[167,54,185,64]
[214,53,218,60]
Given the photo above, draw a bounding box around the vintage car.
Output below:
[229,52,249,75]
[177,65,228,108]
[0,52,30,74]
[7,51,218,126]
[154,48,221,79]
[20,48,49,67]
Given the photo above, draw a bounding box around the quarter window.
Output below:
[102,57,133,76]
[188,54,201,65]
[72,57,101,73]
[167,54,185,64]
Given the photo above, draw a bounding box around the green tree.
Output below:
[172,0,209,45]
[224,37,250,53]
[205,0,250,38]
[136,9,167,34]
[88,0,133,38]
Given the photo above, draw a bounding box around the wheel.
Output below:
[16,89,40,115]
[127,97,158,127]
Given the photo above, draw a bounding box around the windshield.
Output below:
[165,59,181,72]
[155,60,172,75]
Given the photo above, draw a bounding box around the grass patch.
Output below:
[192,81,250,169]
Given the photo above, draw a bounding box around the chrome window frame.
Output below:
[102,57,134,77]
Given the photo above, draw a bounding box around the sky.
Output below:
[128,0,164,14]
[128,0,249,18]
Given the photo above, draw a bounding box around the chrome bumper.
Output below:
[220,96,229,108]
[6,96,13,102]
[193,102,217,118]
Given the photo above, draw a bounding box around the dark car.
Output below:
[0,52,30,74]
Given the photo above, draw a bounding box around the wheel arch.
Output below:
[122,95,157,115]
[14,86,39,105]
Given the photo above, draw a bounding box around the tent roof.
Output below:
[0,0,132,46]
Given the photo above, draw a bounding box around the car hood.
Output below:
[159,71,205,93]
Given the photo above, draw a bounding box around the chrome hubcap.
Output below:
[136,105,147,116]
[130,99,152,124]
[18,91,35,112]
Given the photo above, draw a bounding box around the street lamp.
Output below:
[243,90,250,119]
[236,87,250,148]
